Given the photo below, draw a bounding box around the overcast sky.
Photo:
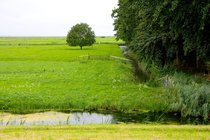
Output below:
[0,0,118,36]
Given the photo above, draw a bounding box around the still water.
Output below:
[0,111,182,125]
[0,111,116,125]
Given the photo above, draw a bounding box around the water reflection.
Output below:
[69,112,116,124]
[0,111,116,125]
[0,111,206,125]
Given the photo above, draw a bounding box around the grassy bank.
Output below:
[0,124,209,140]
[0,37,166,113]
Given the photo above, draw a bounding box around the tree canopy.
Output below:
[112,0,210,68]
[66,23,95,50]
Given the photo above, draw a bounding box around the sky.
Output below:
[0,0,118,36]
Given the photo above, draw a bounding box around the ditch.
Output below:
[0,111,183,126]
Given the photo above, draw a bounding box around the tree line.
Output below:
[112,0,210,70]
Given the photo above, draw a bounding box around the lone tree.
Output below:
[66,23,96,50]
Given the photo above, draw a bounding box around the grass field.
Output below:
[0,37,124,46]
[0,44,122,61]
[0,124,209,140]
[0,37,166,113]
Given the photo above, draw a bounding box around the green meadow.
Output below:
[0,37,166,113]
[0,124,209,140]
[0,37,209,140]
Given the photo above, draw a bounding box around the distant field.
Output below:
[0,37,124,45]
[0,37,64,45]
[0,124,209,140]
[0,44,122,61]
[96,37,124,44]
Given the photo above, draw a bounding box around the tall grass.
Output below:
[136,61,210,123]
[165,72,210,122]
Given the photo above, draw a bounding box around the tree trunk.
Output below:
[80,46,82,50]
[175,36,184,66]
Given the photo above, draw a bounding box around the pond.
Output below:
[0,111,116,125]
[0,111,182,126]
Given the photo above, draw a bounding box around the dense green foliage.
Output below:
[66,23,96,50]
[112,0,210,121]
[112,0,210,67]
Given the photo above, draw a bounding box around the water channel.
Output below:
[0,111,182,125]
